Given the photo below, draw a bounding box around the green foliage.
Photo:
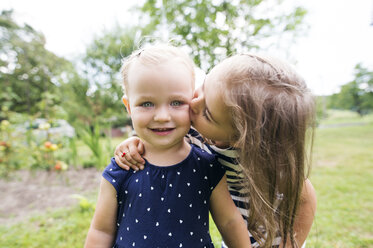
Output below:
[77,123,112,169]
[79,26,138,128]
[0,10,76,115]
[315,96,328,124]
[0,117,22,177]
[66,137,78,168]
[0,107,74,174]
[71,194,96,212]
[328,64,373,115]
[139,0,308,70]
[59,75,98,127]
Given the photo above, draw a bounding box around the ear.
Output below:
[122,96,131,115]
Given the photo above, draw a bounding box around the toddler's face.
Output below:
[190,62,236,147]
[126,61,194,151]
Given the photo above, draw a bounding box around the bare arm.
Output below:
[84,178,118,248]
[210,175,251,248]
[282,179,317,248]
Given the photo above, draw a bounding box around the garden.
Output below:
[0,110,372,247]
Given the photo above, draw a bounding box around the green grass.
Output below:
[320,109,373,125]
[0,202,222,248]
[307,121,373,247]
[0,206,94,248]
[1,110,372,247]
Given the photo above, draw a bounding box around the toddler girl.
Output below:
[84,45,250,248]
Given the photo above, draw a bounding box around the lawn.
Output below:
[307,113,373,247]
[0,110,372,247]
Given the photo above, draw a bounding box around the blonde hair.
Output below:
[121,44,195,95]
[220,54,315,247]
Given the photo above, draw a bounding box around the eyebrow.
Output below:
[202,83,219,124]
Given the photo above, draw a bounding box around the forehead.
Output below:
[129,60,193,85]
[127,60,194,97]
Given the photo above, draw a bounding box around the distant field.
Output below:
[319,109,373,126]
[307,111,373,247]
[0,110,372,247]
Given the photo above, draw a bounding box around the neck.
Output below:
[142,138,191,166]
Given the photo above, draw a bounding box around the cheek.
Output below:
[193,119,230,142]
[191,117,213,136]
[130,110,151,126]
[175,106,191,122]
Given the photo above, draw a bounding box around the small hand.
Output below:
[114,137,145,171]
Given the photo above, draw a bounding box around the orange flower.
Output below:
[44,141,52,149]
[55,163,62,170]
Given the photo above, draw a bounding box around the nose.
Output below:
[154,106,171,122]
[190,86,204,114]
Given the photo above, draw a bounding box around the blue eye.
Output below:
[141,102,153,107]
[171,101,182,107]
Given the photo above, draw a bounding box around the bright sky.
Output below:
[1,0,373,95]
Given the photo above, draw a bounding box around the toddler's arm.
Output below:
[210,175,251,248]
[114,137,145,171]
[84,178,118,248]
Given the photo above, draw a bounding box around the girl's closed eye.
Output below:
[202,108,211,121]
[140,102,154,107]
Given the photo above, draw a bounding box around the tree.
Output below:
[328,64,373,115]
[139,0,308,70]
[79,26,140,127]
[0,10,74,115]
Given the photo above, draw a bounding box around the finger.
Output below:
[128,162,142,171]
[114,155,130,170]
[129,143,145,165]
[124,151,140,171]
[137,142,145,156]
[115,149,134,170]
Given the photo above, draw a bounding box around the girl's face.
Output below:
[190,64,236,147]
[125,61,193,151]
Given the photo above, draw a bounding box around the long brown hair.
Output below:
[220,54,315,247]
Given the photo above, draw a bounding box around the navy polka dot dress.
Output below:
[103,144,226,248]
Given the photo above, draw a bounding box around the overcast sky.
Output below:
[1,0,373,95]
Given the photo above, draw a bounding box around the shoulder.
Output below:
[190,144,226,177]
[103,157,131,176]
[190,144,217,164]
[301,179,317,206]
[192,145,225,171]
[102,157,133,192]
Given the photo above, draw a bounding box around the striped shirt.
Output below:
[187,128,282,247]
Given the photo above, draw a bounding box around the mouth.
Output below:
[149,127,175,136]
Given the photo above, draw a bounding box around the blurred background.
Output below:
[0,0,372,247]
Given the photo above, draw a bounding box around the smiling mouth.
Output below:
[149,128,175,135]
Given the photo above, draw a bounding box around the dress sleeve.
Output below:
[206,156,226,194]
[102,157,130,194]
